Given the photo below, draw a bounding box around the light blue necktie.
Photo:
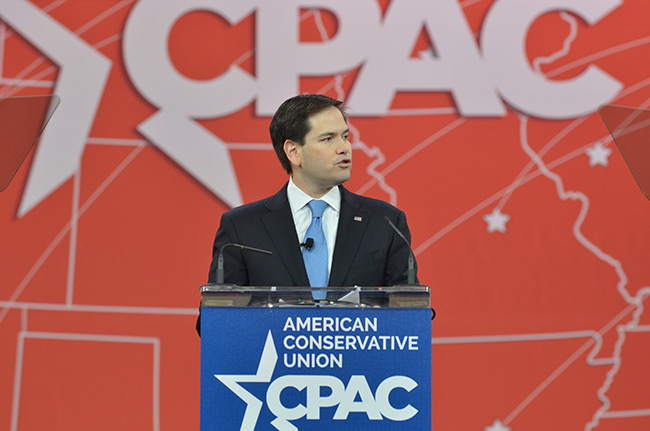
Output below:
[302,200,328,300]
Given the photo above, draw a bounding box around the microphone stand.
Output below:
[217,243,273,284]
[383,216,416,284]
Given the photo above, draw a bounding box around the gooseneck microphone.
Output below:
[301,237,314,250]
[383,216,416,285]
[217,243,273,284]
[383,216,435,319]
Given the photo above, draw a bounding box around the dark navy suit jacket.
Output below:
[208,184,415,286]
[197,184,416,333]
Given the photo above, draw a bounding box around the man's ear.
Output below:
[284,140,301,168]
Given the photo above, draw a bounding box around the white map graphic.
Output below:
[1,2,649,431]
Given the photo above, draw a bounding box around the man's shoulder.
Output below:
[342,187,404,215]
[223,185,287,218]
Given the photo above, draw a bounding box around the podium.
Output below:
[200,284,431,431]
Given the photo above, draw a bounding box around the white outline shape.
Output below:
[11,331,161,431]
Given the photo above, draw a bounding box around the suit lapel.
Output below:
[329,187,369,286]
[261,185,310,286]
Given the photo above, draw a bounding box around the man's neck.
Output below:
[291,176,334,199]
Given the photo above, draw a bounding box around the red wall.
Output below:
[1,1,649,430]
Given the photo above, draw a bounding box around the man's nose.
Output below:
[336,137,351,153]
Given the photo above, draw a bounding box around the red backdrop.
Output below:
[2,1,650,430]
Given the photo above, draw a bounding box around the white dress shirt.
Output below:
[287,177,341,279]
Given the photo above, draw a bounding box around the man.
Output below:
[198,94,416,333]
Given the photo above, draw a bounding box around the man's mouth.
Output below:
[337,159,352,168]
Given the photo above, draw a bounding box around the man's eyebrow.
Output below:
[317,128,349,138]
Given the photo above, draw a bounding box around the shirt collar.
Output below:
[287,176,341,215]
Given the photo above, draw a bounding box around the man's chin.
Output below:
[335,173,351,186]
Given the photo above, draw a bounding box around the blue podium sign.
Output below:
[201,306,431,431]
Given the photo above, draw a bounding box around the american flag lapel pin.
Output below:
[354,216,363,222]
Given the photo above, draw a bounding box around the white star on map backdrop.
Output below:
[483,207,511,233]
[585,141,613,167]
[485,418,511,431]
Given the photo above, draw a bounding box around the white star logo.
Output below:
[585,141,612,167]
[214,331,278,431]
[483,207,511,234]
[485,418,511,431]
[4,2,244,215]
[1,1,112,216]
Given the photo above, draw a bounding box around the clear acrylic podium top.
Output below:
[200,284,430,308]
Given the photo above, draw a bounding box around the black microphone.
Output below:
[384,216,435,320]
[217,243,272,284]
[383,216,416,285]
[301,237,314,250]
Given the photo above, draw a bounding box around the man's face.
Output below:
[287,106,352,197]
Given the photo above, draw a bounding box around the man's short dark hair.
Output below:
[269,94,345,174]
